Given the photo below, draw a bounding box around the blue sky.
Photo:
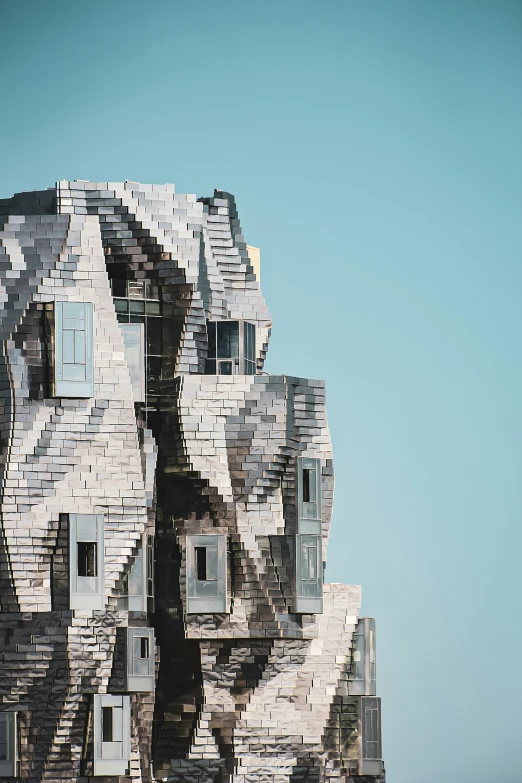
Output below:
[1,2,521,781]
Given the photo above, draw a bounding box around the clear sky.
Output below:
[1,2,521,781]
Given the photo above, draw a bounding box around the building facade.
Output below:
[0,181,384,782]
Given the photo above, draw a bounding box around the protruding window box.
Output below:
[358,696,383,776]
[51,301,94,397]
[0,713,19,777]
[297,457,322,534]
[349,618,377,696]
[186,535,227,613]
[294,534,323,614]
[205,320,256,375]
[126,627,155,692]
[69,514,104,610]
[93,695,131,776]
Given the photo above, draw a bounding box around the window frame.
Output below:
[186,534,228,613]
[53,301,94,398]
[0,712,19,777]
[296,457,322,534]
[93,694,131,776]
[294,533,323,614]
[126,627,155,692]
[69,514,104,610]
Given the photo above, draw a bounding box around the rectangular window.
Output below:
[294,534,323,614]
[186,535,227,613]
[77,542,97,577]
[93,695,131,775]
[243,321,256,374]
[360,696,382,773]
[0,713,18,776]
[146,535,155,605]
[126,627,155,691]
[205,320,256,376]
[69,514,104,610]
[119,322,145,402]
[297,457,322,534]
[102,707,113,743]
[349,618,377,696]
[54,301,94,397]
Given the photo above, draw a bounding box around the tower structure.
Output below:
[0,181,385,782]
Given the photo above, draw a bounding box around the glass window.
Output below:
[216,321,239,358]
[77,542,97,577]
[54,301,93,397]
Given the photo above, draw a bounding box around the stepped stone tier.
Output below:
[0,181,385,783]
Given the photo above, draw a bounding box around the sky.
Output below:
[1,1,521,781]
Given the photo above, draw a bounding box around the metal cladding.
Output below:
[0,182,385,782]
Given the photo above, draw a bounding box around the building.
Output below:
[0,181,385,782]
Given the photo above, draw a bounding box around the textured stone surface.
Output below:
[0,182,384,782]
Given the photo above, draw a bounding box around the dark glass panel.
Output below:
[217,321,239,358]
[114,298,129,313]
[218,361,232,375]
[102,707,113,743]
[207,322,216,358]
[205,359,216,375]
[129,300,145,314]
[77,542,97,577]
[147,318,162,356]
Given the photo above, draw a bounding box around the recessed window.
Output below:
[77,542,97,577]
[126,627,155,691]
[140,637,149,659]
[102,706,113,743]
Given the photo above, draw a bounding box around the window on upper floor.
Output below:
[294,533,323,614]
[296,457,322,534]
[69,514,104,610]
[205,320,256,375]
[186,535,227,613]
[51,301,94,398]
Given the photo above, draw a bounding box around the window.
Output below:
[349,618,377,696]
[0,713,18,777]
[146,535,155,609]
[205,320,256,375]
[93,695,131,775]
[113,291,168,397]
[126,627,155,691]
[119,322,145,402]
[243,321,256,374]
[77,542,97,577]
[296,457,322,534]
[358,696,383,776]
[53,301,94,397]
[186,535,227,613]
[69,514,104,610]
[294,534,323,614]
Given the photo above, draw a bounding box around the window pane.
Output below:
[0,720,6,760]
[129,299,145,314]
[218,361,232,375]
[145,301,161,315]
[140,636,149,659]
[75,329,86,364]
[195,547,207,581]
[128,280,146,299]
[204,359,216,375]
[147,318,162,355]
[102,707,113,743]
[62,330,75,364]
[77,542,97,577]
[112,280,127,298]
[217,321,239,358]
[205,545,219,580]
[63,302,85,319]
[207,322,216,358]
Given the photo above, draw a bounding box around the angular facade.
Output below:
[0,181,385,782]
